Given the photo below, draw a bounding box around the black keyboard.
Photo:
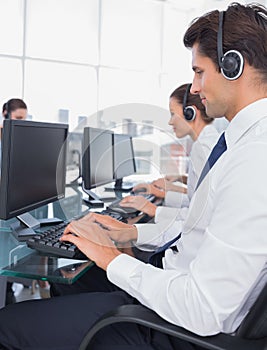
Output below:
[26,222,88,260]
[107,194,155,217]
[26,210,128,259]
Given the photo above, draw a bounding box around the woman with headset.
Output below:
[118,83,220,219]
[0,98,28,161]
[1,98,27,121]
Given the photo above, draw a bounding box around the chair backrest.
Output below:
[236,282,267,339]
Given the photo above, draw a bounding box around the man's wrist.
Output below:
[101,249,122,270]
[145,202,156,217]
[127,226,138,241]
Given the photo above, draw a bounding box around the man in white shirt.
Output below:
[0,3,266,350]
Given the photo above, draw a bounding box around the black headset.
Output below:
[217,11,244,80]
[183,83,196,121]
[3,100,10,120]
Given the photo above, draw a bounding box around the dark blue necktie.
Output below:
[195,132,227,190]
[149,132,227,268]
[148,233,181,268]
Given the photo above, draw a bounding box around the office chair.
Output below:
[79,282,267,350]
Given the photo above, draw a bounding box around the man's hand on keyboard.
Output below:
[165,174,188,184]
[151,177,167,190]
[61,221,121,271]
[133,183,165,198]
[81,212,130,230]
[120,195,157,217]
[77,213,138,244]
[152,178,187,193]
[164,174,179,182]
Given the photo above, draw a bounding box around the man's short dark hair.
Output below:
[183,3,267,82]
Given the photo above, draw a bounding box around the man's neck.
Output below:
[225,67,267,121]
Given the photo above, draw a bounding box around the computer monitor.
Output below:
[82,127,114,207]
[112,133,136,191]
[0,120,68,240]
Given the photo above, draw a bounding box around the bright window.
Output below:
[24,59,97,130]
[26,0,99,65]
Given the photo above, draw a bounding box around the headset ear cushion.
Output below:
[221,50,244,80]
[184,106,196,121]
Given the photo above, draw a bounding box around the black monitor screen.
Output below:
[113,133,136,180]
[0,120,68,220]
[82,127,113,189]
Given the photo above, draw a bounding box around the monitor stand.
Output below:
[82,189,104,208]
[10,212,64,242]
[105,178,133,192]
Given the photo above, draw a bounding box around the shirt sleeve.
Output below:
[164,190,189,208]
[134,219,182,250]
[155,206,189,223]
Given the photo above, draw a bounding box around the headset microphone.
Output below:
[183,84,196,121]
[217,11,244,80]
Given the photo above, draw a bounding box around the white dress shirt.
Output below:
[107,98,267,336]
[164,123,219,208]
[135,124,219,249]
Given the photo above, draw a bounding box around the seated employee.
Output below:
[0,3,266,350]
[0,98,28,164]
[119,83,219,222]
[1,98,27,122]
[0,97,28,153]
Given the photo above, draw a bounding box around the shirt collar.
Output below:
[197,123,218,143]
[224,98,267,148]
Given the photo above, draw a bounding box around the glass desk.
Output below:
[0,186,95,307]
